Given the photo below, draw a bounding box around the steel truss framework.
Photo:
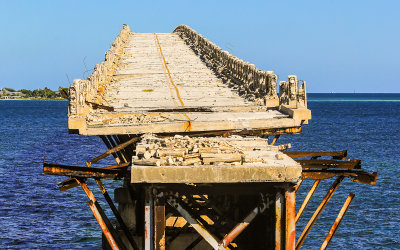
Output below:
[43,134,377,250]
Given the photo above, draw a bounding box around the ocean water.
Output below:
[0,94,399,249]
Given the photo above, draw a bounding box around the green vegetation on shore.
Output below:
[1,87,69,100]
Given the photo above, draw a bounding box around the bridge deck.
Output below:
[68,26,310,135]
[112,33,253,109]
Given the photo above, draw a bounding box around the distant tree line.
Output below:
[1,87,69,99]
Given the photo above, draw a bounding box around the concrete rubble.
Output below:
[132,134,293,167]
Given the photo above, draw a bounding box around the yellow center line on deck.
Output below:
[153,33,192,130]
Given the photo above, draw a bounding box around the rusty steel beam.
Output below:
[295,180,321,223]
[296,176,344,249]
[154,195,166,250]
[108,135,126,163]
[120,135,137,159]
[266,127,302,135]
[284,150,347,160]
[100,135,122,164]
[87,200,120,250]
[286,190,296,250]
[296,159,361,169]
[112,135,131,163]
[166,196,220,249]
[102,162,131,170]
[43,162,125,179]
[90,136,139,165]
[95,179,139,250]
[294,180,303,193]
[270,135,281,145]
[59,88,69,99]
[57,177,83,192]
[85,100,115,111]
[184,196,238,250]
[106,135,127,164]
[77,179,96,201]
[76,179,124,250]
[302,170,377,185]
[275,192,284,250]
[320,193,355,250]
[222,202,266,248]
[56,162,130,192]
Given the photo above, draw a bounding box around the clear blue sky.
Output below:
[0,0,398,93]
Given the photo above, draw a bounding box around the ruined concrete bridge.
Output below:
[68,24,311,136]
[45,24,377,250]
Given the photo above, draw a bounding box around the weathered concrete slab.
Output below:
[68,25,311,135]
[131,153,301,183]
[130,135,301,183]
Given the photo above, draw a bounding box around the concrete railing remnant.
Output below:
[174,25,307,108]
[174,25,279,106]
[279,75,307,109]
[69,24,131,116]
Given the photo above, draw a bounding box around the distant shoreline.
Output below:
[0,98,66,101]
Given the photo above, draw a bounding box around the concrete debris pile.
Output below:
[132,134,291,167]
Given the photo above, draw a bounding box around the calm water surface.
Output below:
[0,94,399,249]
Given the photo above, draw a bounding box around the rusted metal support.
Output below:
[95,179,139,250]
[120,135,138,158]
[179,196,213,230]
[294,179,303,193]
[102,162,131,170]
[58,177,84,192]
[296,159,361,169]
[154,192,166,250]
[302,170,377,185]
[112,135,131,163]
[296,180,321,223]
[77,179,96,201]
[85,100,115,111]
[296,176,344,249]
[270,135,281,145]
[106,135,128,164]
[285,189,296,250]
[43,162,125,179]
[320,193,355,250]
[284,150,347,160]
[166,196,220,249]
[87,200,120,250]
[275,192,284,250]
[89,136,139,165]
[76,179,123,250]
[100,135,122,164]
[59,88,69,99]
[222,201,267,248]
[144,188,154,250]
[56,163,129,192]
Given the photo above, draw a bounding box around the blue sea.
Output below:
[0,93,399,249]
